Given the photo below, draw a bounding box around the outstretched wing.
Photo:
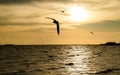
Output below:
[45,17,55,20]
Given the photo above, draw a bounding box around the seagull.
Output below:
[61,10,65,13]
[90,32,94,35]
[60,9,66,13]
[45,17,60,35]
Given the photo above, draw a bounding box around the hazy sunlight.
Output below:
[68,6,90,22]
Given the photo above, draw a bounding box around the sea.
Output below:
[0,45,120,75]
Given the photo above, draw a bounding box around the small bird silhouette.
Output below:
[60,9,66,13]
[45,17,60,35]
[61,10,65,13]
[90,32,94,35]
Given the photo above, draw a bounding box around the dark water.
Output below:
[0,45,120,75]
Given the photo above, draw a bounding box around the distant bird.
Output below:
[60,9,66,13]
[90,32,94,35]
[45,17,60,35]
[61,10,65,13]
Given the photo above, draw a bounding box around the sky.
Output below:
[0,0,120,44]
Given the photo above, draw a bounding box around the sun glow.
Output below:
[69,6,90,22]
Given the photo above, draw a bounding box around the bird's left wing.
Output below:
[45,17,55,20]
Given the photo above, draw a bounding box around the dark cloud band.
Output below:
[72,20,120,32]
[0,0,33,4]
[0,0,69,4]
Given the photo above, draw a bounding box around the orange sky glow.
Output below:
[0,0,120,44]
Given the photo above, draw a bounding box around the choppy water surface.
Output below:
[0,45,120,75]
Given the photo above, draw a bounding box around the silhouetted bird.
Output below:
[45,17,60,35]
[61,10,65,13]
[60,9,66,13]
[90,32,94,35]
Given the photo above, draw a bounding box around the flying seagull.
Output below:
[90,32,94,35]
[60,9,66,13]
[45,17,60,35]
[61,10,65,13]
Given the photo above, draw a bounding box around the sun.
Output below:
[68,6,90,22]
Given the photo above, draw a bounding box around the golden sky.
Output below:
[0,0,120,44]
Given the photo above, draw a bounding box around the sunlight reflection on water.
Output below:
[63,46,94,75]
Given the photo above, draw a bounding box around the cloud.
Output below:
[0,22,38,26]
[0,17,51,26]
[0,16,37,25]
[0,0,120,31]
[69,0,120,11]
[0,0,70,4]
[0,0,32,4]
[0,20,50,26]
[0,0,120,11]
[73,20,120,32]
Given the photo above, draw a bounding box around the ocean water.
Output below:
[0,45,120,75]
